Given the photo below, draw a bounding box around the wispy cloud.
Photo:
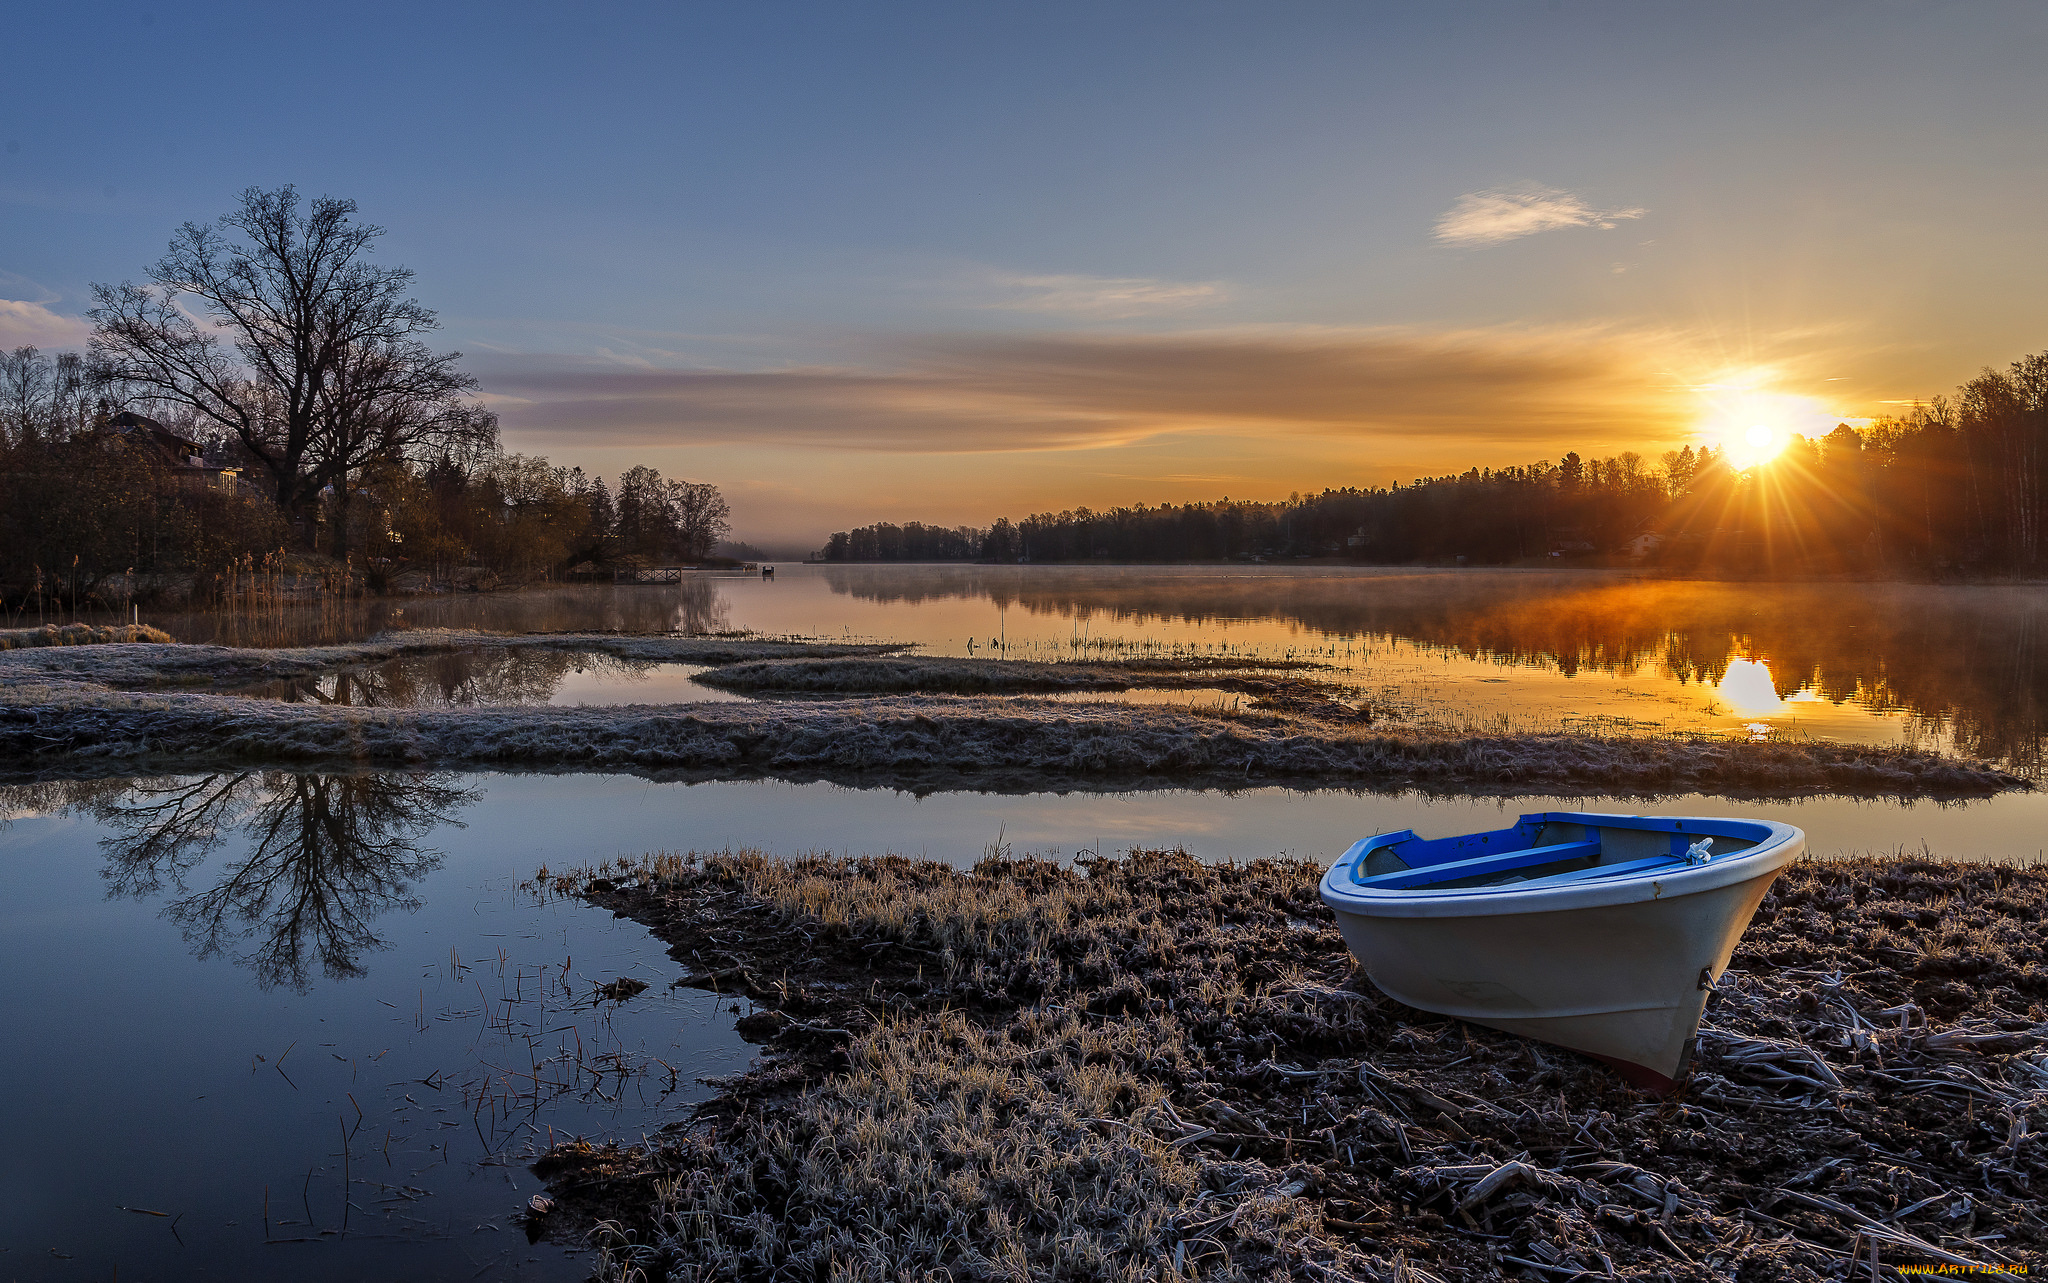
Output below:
[0,272,91,349]
[0,297,90,349]
[1434,185,1646,248]
[977,271,1225,318]
[476,324,1691,456]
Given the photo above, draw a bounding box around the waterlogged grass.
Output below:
[540,849,2048,1282]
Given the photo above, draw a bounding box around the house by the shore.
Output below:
[103,411,250,495]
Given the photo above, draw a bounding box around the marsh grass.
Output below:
[613,1011,1255,1282]
[542,849,2048,1281]
[0,623,175,649]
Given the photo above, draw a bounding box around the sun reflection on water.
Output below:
[1715,656,1830,730]
[1715,657,1794,718]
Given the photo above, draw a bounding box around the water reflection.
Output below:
[236,645,748,708]
[0,771,749,1278]
[818,567,2048,773]
[1714,659,1799,718]
[140,573,736,648]
[244,646,675,708]
[9,772,479,990]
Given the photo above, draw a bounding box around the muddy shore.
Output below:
[536,851,2047,1281]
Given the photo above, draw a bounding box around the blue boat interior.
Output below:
[1343,813,1773,892]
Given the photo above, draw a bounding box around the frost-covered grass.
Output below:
[0,634,2027,796]
[700,655,1148,693]
[0,687,2025,796]
[695,655,1336,698]
[0,623,175,650]
[0,628,901,690]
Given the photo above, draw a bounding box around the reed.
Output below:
[203,550,371,649]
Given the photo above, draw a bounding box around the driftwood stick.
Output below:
[1456,1161,1540,1210]
[1774,1190,1993,1269]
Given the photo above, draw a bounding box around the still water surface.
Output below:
[0,771,767,1281]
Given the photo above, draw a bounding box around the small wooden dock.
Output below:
[613,566,684,584]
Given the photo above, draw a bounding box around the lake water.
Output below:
[227,646,1268,715]
[15,565,2048,1276]
[0,772,758,1281]
[142,564,2048,772]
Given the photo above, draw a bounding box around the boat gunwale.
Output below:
[1319,811,1804,918]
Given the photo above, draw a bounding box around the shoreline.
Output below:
[800,559,2048,585]
[536,850,2048,1281]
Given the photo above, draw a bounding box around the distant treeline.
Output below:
[819,522,986,563]
[819,350,2048,575]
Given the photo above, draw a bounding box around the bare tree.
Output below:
[87,185,496,541]
[612,465,731,561]
[0,346,52,446]
[0,346,91,445]
[668,478,732,560]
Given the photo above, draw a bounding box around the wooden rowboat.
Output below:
[1319,811,1803,1090]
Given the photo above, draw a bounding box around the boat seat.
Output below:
[1512,853,1686,887]
[1351,839,1602,890]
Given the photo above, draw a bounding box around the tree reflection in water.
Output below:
[66,772,478,991]
[146,570,736,647]
[251,646,666,708]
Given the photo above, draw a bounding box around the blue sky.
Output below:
[6,2,2045,543]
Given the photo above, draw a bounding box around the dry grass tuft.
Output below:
[0,623,176,650]
[633,1011,1235,1281]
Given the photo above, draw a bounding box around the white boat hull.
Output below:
[1320,814,1802,1089]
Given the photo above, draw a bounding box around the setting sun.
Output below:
[1739,423,1786,466]
[1692,373,1852,470]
